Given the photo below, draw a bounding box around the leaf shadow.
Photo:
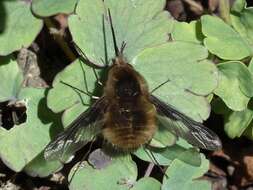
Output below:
[0,0,7,34]
[37,89,63,139]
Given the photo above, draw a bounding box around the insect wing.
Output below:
[150,95,222,150]
[44,98,106,162]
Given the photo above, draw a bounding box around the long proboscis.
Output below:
[107,9,119,57]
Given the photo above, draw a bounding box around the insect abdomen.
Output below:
[102,98,157,150]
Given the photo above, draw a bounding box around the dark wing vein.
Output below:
[44,97,106,162]
[150,95,222,150]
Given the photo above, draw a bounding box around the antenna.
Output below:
[108,9,119,57]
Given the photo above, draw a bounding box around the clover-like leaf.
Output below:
[69,151,137,190]
[47,59,100,150]
[32,0,77,17]
[214,61,253,111]
[212,59,253,139]
[0,56,23,102]
[0,0,42,55]
[0,87,62,172]
[133,42,218,121]
[201,15,252,60]
[0,57,68,176]
[162,154,210,190]
[231,1,253,46]
[68,0,173,66]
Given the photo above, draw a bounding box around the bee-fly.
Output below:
[44,10,221,162]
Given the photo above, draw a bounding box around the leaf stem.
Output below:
[144,162,155,177]
[44,18,76,62]
[219,0,231,25]
[183,0,203,13]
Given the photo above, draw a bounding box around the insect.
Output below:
[44,10,222,162]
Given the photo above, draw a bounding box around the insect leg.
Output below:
[79,60,96,96]
[73,42,89,61]
[60,80,99,101]
[144,162,155,177]
[143,147,168,178]
[69,137,96,184]
[102,14,109,66]
[92,67,103,86]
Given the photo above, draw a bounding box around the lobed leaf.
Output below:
[0,88,62,172]
[224,106,253,139]
[0,0,42,55]
[214,61,253,111]
[133,42,218,121]
[69,151,137,190]
[162,154,211,190]
[68,0,173,66]
[231,2,253,47]
[47,59,97,114]
[201,15,252,60]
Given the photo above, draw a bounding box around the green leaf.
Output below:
[61,102,88,127]
[0,56,23,102]
[231,0,246,12]
[214,61,253,111]
[224,106,253,138]
[24,152,63,177]
[134,144,201,167]
[47,59,100,154]
[69,152,137,190]
[231,4,253,46]
[68,0,173,66]
[134,147,171,166]
[32,0,77,17]
[0,54,77,176]
[243,121,253,140]
[150,122,177,148]
[171,20,204,43]
[201,15,252,60]
[0,0,42,55]
[0,88,62,172]
[131,177,161,190]
[47,59,97,113]
[134,42,218,121]
[162,154,211,190]
[162,145,201,166]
